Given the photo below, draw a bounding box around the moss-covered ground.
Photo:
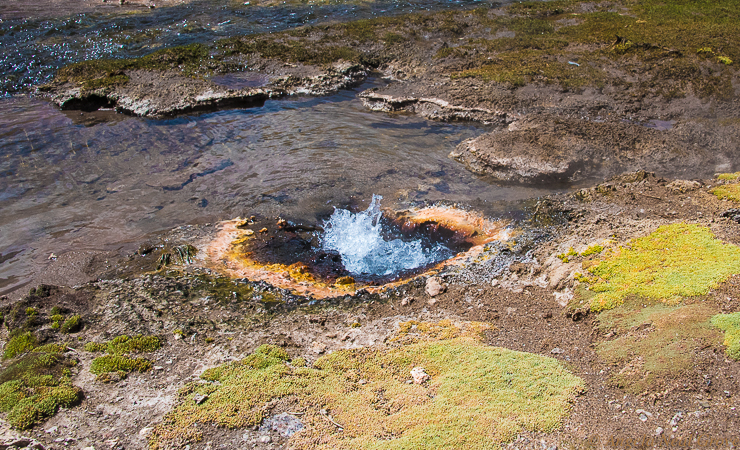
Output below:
[85,334,161,381]
[150,320,584,449]
[52,0,739,101]
[0,339,82,430]
[711,312,740,360]
[596,300,722,394]
[578,223,740,312]
[573,223,740,392]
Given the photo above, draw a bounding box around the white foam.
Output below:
[321,195,452,276]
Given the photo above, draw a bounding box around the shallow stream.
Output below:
[0,0,566,296]
[0,79,570,295]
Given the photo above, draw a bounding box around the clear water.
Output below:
[0,80,563,295]
[0,0,510,96]
[322,194,452,276]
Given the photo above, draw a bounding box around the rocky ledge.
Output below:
[43,61,367,118]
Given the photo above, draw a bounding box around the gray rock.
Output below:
[260,413,304,437]
[425,277,446,297]
[193,393,209,405]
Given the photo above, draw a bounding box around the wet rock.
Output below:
[449,117,708,184]
[721,209,740,224]
[411,367,430,384]
[335,276,355,285]
[260,413,304,437]
[425,277,446,297]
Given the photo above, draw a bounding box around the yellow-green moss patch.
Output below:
[579,223,740,311]
[596,300,722,393]
[711,312,740,360]
[717,172,740,181]
[150,322,583,449]
[3,331,38,359]
[0,343,82,429]
[85,334,160,381]
[712,183,740,202]
[85,334,161,355]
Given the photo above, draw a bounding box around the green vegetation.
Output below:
[90,355,153,375]
[572,224,740,392]
[712,183,740,202]
[581,244,604,257]
[557,247,578,263]
[85,335,161,381]
[596,300,721,393]
[85,334,161,355]
[577,223,740,312]
[711,312,740,360]
[50,314,64,330]
[557,244,604,263]
[54,44,212,91]
[452,0,739,97]
[59,314,82,334]
[717,172,740,181]
[3,332,37,359]
[150,321,583,449]
[0,342,82,429]
[157,244,198,270]
[52,0,738,100]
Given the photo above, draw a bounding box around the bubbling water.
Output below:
[321,195,454,276]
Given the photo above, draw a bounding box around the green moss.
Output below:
[596,300,721,393]
[50,306,62,316]
[581,244,604,257]
[150,321,583,449]
[84,335,160,381]
[59,315,82,334]
[25,307,38,317]
[3,332,37,359]
[55,43,211,91]
[711,312,740,360]
[50,314,64,330]
[557,247,578,263]
[454,0,739,98]
[90,355,153,375]
[718,56,733,65]
[580,224,740,311]
[0,344,82,430]
[712,183,740,202]
[717,172,740,181]
[85,334,161,355]
[84,342,107,353]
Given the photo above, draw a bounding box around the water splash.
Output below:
[322,195,453,276]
